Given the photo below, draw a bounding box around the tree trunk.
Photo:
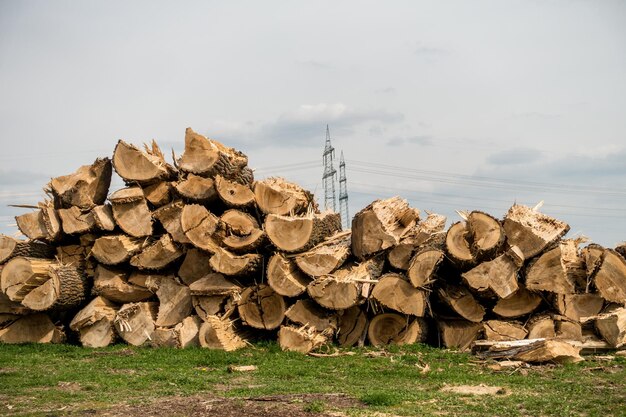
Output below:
[265,212,342,253]
[110,187,153,237]
[178,248,213,286]
[214,175,255,208]
[93,264,153,303]
[177,128,253,184]
[153,277,192,327]
[0,314,65,344]
[492,285,542,318]
[438,319,482,350]
[0,236,54,264]
[218,209,265,253]
[198,315,248,351]
[461,251,519,299]
[294,230,351,277]
[503,203,570,260]
[371,273,427,316]
[351,196,418,260]
[91,234,144,265]
[438,285,485,323]
[92,204,116,232]
[237,284,285,330]
[284,299,338,332]
[174,174,217,203]
[526,240,586,294]
[266,252,311,297]
[407,248,444,289]
[153,201,192,244]
[112,140,173,184]
[130,234,184,270]
[368,313,428,346]
[593,249,626,303]
[483,320,527,341]
[48,157,112,209]
[180,204,220,253]
[69,296,119,348]
[279,325,329,353]
[337,306,367,347]
[209,247,262,277]
[114,302,158,346]
[253,177,315,216]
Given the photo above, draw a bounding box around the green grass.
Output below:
[0,342,625,416]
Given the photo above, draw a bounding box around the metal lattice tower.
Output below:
[338,151,349,229]
[322,125,337,212]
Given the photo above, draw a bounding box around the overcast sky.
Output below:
[1,0,625,246]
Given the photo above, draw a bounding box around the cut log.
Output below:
[153,277,192,327]
[285,299,338,332]
[69,296,119,348]
[593,249,626,303]
[526,315,582,340]
[114,302,158,346]
[279,325,329,353]
[368,313,428,346]
[492,286,543,318]
[177,128,253,184]
[209,247,261,278]
[473,339,583,363]
[438,285,485,323]
[387,243,416,271]
[176,315,202,348]
[41,204,62,241]
[438,320,482,350]
[307,256,384,310]
[445,222,474,269]
[56,244,87,274]
[15,210,50,241]
[0,236,54,264]
[57,206,95,235]
[237,284,285,330]
[466,211,505,261]
[215,175,255,208]
[174,174,217,203]
[152,327,178,348]
[0,292,30,315]
[198,315,248,351]
[266,252,311,297]
[555,293,604,322]
[527,315,556,339]
[461,252,519,299]
[265,211,342,253]
[110,187,153,237]
[218,209,265,253]
[143,181,172,207]
[48,157,112,209]
[503,203,570,260]
[526,240,586,294]
[93,264,153,303]
[371,273,427,316]
[253,177,315,216]
[581,244,605,283]
[0,314,64,344]
[483,320,527,341]
[91,234,144,265]
[294,230,351,277]
[407,248,445,289]
[193,295,233,320]
[615,243,626,260]
[594,307,626,348]
[92,204,116,231]
[130,234,184,270]
[112,140,173,184]
[337,306,368,347]
[1,257,54,302]
[188,273,241,296]
[181,204,220,253]
[387,212,446,271]
[351,197,418,260]
[153,201,192,244]
[178,248,212,286]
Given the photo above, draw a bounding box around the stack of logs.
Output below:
[1,127,625,355]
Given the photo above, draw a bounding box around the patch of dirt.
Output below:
[75,393,363,417]
[439,384,508,396]
[57,382,82,392]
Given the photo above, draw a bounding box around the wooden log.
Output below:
[473,339,583,363]
[407,248,444,289]
[438,319,482,350]
[93,264,153,303]
[593,249,626,303]
[594,307,626,348]
[41,205,62,241]
[266,252,310,297]
[193,295,233,321]
[527,315,583,341]
[109,187,153,237]
[153,201,192,244]
[438,285,485,323]
[503,203,570,260]
[337,306,367,347]
[92,204,116,231]
[1,257,53,302]
[279,325,329,353]
[492,286,543,318]
[615,243,626,260]
[15,210,50,241]
[368,313,428,347]
[351,197,419,260]
[466,211,505,261]
[253,177,315,216]
[188,273,242,296]
[527,315,556,339]
[371,273,427,316]
[0,292,30,315]
[237,284,285,330]
[176,315,202,348]
[265,212,341,253]
[112,140,173,184]
[69,296,119,348]
[526,239,586,294]
[0,314,65,344]
[178,248,212,286]
[91,234,144,265]
[177,128,253,184]
[209,247,261,277]
[388,213,446,271]
[461,251,519,299]
[0,236,54,264]
[581,243,605,283]
[57,206,95,235]
[114,301,158,346]
[130,234,184,270]
[214,175,255,208]
[218,209,265,253]
[294,230,351,277]
[483,320,527,341]
[181,204,220,253]
[174,173,217,203]
[445,221,474,269]
[198,315,248,351]
[153,277,192,327]
[48,157,112,209]
[555,293,604,322]
[284,299,338,332]
[143,181,172,207]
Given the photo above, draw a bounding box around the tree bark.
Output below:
[0,236,54,264]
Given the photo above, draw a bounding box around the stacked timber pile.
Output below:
[0,127,625,358]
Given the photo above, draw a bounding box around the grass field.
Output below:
[0,342,624,416]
